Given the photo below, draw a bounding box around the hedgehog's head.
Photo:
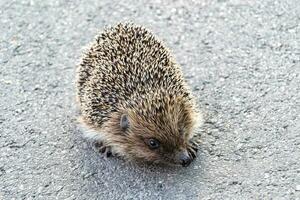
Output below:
[106,95,201,167]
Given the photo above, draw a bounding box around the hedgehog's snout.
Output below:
[177,150,192,167]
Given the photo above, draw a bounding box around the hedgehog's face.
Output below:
[114,100,198,167]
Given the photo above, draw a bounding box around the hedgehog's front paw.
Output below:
[92,141,113,157]
[187,135,201,160]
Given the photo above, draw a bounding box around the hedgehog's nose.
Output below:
[179,151,192,167]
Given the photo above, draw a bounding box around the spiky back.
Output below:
[77,23,194,127]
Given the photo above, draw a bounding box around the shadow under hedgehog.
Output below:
[76,23,203,167]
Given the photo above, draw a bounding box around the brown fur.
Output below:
[76,23,202,166]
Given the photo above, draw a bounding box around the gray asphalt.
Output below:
[1,0,300,199]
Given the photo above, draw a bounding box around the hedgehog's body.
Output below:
[76,23,202,167]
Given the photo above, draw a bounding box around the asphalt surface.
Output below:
[1,0,300,199]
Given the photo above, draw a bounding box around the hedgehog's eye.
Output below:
[146,138,160,149]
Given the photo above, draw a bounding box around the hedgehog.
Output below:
[76,23,203,167]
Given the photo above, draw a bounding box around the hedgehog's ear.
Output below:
[120,114,130,131]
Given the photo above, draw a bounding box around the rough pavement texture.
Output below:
[1,0,299,199]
